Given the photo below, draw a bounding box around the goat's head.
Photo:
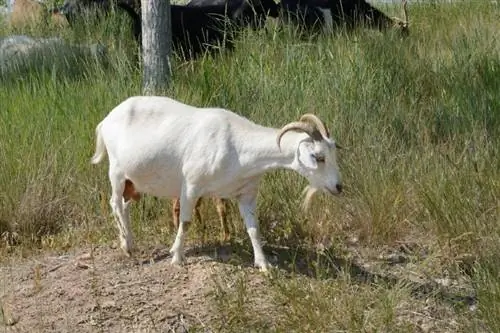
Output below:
[277,114,342,209]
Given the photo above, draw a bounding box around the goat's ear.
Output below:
[298,143,318,170]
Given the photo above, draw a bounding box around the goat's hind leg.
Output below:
[108,171,134,256]
[194,198,208,244]
[215,198,230,242]
[172,198,180,231]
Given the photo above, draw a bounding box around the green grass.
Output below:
[1,1,499,331]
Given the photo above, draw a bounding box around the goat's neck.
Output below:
[240,127,308,175]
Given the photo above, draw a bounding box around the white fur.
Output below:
[91,96,342,271]
[317,8,333,32]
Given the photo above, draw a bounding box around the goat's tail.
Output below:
[91,123,107,164]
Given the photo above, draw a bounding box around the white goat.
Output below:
[91,96,342,271]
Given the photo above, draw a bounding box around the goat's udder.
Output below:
[123,179,141,202]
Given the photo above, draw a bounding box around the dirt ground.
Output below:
[0,240,478,333]
[0,244,266,333]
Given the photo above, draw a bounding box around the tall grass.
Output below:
[1,1,498,331]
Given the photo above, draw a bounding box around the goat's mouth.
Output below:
[325,187,336,196]
[324,185,342,196]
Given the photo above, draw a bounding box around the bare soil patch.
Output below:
[0,245,265,332]
[0,241,478,332]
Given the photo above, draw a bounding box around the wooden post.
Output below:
[141,0,172,95]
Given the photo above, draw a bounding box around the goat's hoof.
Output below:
[255,260,272,273]
[121,248,133,258]
[170,252,185,266]
[120,241,133,257]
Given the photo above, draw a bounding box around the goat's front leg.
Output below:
[238,194,270,271]
[170,187,196,266]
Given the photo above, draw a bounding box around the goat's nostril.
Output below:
[336,184,343,193]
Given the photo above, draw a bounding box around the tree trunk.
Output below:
[141,0,172,95]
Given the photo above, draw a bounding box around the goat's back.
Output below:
[99,96,227,156]
[95,96,261,197]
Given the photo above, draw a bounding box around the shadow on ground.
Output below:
[136,240,477,308]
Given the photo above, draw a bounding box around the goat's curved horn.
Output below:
[403,0,408,25]
[392,0,409,30]
[276,121,317,150]
[397,0,409,27]
[299,113,330,139]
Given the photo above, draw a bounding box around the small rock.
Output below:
[434,278,451,287]
[1,304,19,326]
[347,236,359,245]
[76,253,93,261]
[420,321,434,333]
[456,253,477,264]
[387,253,407,264]
[102,300,119,310]
[87,303,99,312]
[75,261,92,270]
[152,299,165,306]
[378,253,407,265]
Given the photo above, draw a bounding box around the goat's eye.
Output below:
[314,155,325,163]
